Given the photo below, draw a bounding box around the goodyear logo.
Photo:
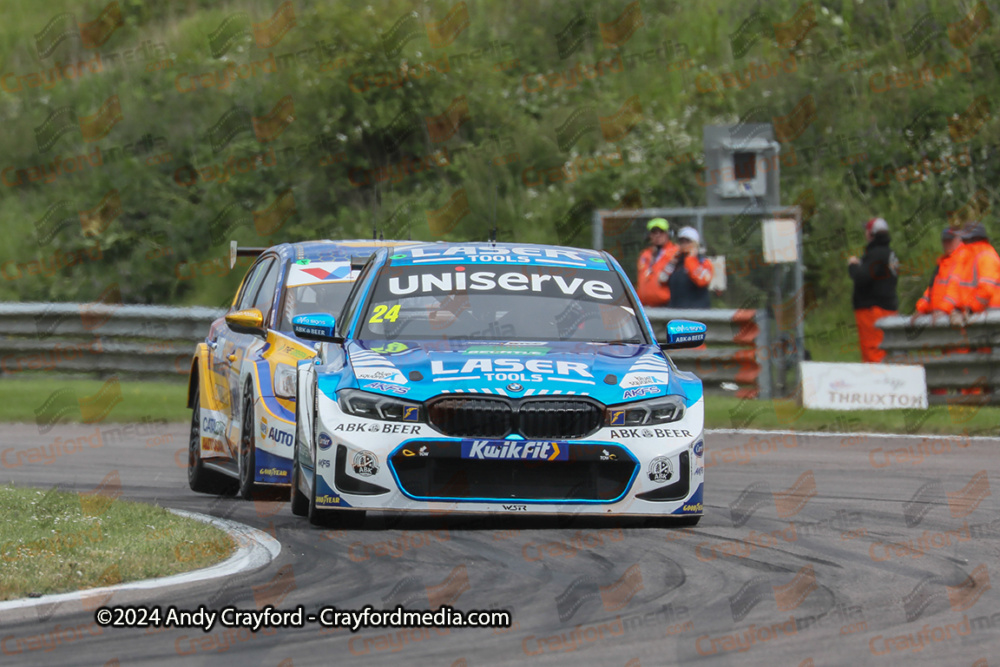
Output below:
[609,410,626,426]
[402,406,419,422]
[461,440,567,461]
[682,503,703,512]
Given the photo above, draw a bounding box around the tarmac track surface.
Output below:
[1,423,998,666]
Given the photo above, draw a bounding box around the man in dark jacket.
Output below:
[848,217,899,362]
[666,226,714,309]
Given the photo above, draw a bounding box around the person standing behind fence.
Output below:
[636,218,678,307]
[848,217,899,363]
[911,227,963,395]
[948,221,1000,322]
[666,226,714,309]
[911,227,963,323]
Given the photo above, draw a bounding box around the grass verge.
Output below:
[0,376,189,424]
[0,485,234,601]
[704,396,1000,436]
[1,377,997,437]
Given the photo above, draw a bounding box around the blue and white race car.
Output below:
[289,242,706,526]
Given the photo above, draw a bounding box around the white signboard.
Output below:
[801,361,928,411]
[762,218,799,263]
[708,256,726,291]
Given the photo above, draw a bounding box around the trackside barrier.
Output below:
[0,303,225,379]
[1,302,773,399]
[644,308,771,400]
[878,312,1000,404]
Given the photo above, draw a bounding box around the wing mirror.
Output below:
[292,313,343,343]
[225,308,266,337]
[660,319,707,350]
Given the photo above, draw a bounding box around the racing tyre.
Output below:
[290,442,309,517]
[309,496,366,528]
[239,388,262,500]
[650,514,701,528]
[188,387,237,495]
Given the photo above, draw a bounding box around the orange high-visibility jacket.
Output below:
[636,243,678,306]
[683,254,714,287]
[915,251,960,314]
[947,240,1000,313]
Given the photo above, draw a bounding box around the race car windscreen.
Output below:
[357,264,646,342]
[279,282,354,331]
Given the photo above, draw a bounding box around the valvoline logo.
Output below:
[318,433,332,450]
[460,440,568,461]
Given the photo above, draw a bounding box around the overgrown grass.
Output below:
[0,485,234,600]
[0,376,189,424]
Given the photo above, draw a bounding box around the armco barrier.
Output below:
[0,303,224,378]
[0,302,772,398]
[644,308,771,399]
[878,312,1000,404]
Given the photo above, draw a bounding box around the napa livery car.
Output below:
[186,239,410,499]
[289,242,707,526]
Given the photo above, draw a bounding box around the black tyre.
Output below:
[239,388,261,500]
[290,441,309,517]
[307,478,333,526]
[674,514,702,527]
[188,387,236,495]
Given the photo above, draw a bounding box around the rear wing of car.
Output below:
[229,240,267,269]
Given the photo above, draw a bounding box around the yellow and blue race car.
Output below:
[186,239,410,499]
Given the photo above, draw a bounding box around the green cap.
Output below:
[647,217,669,232]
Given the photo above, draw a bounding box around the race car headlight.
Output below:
[274,364,297,399]
[338,389,424,422]
[605,395,685,426]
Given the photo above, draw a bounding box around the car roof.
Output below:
[384,242,607,268]
[267,239,413,263]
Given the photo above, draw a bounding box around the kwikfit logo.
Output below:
[461,440,567,461]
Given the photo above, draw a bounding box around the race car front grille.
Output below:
[427,397,512,437]
[427,396,603,439]
[519,400,603,439]
[390,442,636,502]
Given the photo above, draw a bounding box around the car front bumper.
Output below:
[310,398,705,517]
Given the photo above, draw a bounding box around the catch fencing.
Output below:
[0,303,774,398]
[879,312,1000,404]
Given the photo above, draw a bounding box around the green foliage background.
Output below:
[1,0,998,360]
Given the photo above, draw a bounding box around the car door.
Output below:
[215,256,274,454]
